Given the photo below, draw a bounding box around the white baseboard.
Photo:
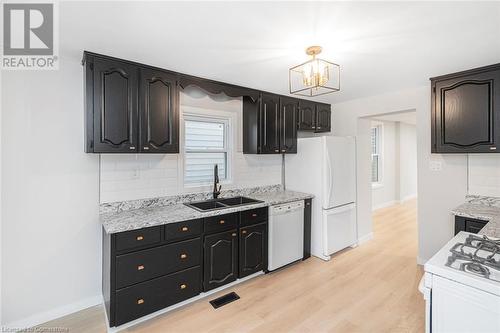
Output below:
[358,232,373,245]
[401,194,417,202]
[372,200,398,211]
[4,295,103,330]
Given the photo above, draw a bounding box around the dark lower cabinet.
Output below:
[104,210,270,327]
[115,266,200,326]
[303,199,312,259]
[203,229,239,291]
[455,216,489,235]
[431,63,500,153]
[239,222,267,278]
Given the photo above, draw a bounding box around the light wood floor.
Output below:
[37,200,424,332]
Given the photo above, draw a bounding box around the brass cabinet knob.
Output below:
[180,254,187,259]
[137,265,145,271]
[232,233,237,237]
[242,230,247,234]
[490,147,497,150]
[181,226,188,232]
[136,236,144,241]
[274,149,279,152]
[137,299,144,305]
[251,213,257,217]
[180,284,187,290]
[282,150,286,153]
[219,220,225,224]
[143,147,150,150]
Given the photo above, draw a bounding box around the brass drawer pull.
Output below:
[232,233,237,237]
[137,265,145,271]
[219,220,225,224]
[137,299,144,305]
[180,284,187,290]
[136,236,144,241]
[242,230,247,234]
[180,253,187,259]
[181,226,188,232]
[251,213,257,217]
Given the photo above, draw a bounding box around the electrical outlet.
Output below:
[429,161,442,171]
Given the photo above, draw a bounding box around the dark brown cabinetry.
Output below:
[454,216,489,235]
[431,63,500,153]
[103,208,270,327]
[88,57,139,153]
[239,222,267,278]
[303,198,312,259]
[243,93,300,154]
[139,68,179,153]
[203,229,239,291]
[84,53,179,153]
[297,100,331,133]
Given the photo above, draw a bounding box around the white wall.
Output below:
[1,57,101,327]
[100,89,282,203]
[371,121,397,209]
[399,123,417,200]
[370,120,417,210]
[333,86,468,264]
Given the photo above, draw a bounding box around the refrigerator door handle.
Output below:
[325,144,333,208]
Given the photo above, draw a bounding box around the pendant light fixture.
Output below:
[289,46,340,97]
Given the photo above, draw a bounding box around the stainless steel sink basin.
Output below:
[184,196,263,212]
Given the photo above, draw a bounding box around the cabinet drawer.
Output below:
[115,266,201,326]
[115,226,162,252]
[116,238,201,289]
[204,213,238,234]
[240,207,268,227]
[164,219,202,243]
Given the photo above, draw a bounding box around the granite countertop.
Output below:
[101,188,313,234]
[451,196,500,238]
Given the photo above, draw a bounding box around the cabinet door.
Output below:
[260,93,281,154]
[139,68,179,153]
[239,223,267,278]
[433,69,500,153]
[92,57,138,152]
[280,97,298,153]
[203,229,238,291]
[298,100,316,131]
[315,103,331,133]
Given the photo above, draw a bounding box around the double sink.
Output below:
[185,196,263,212]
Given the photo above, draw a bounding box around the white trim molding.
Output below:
[358,232,374,245]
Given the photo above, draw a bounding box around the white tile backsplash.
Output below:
[468,154,500,197]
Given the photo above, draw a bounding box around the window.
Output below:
[371,125,382,184]
[184,116,230,185]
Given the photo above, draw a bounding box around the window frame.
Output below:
[371,123,384,188]
[181,110,233,189]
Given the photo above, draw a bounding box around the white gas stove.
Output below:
[421,232,500,333]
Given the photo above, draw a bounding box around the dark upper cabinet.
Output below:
[88,57,139,153]
[139,68,179,153]
[298,100,316,131]
[84,52,179,154]
[239,222,267,278]
[243,93,300,154]
[203,229,238,291]
[260,93,281,154]
[280,97,298,153]
[431,64,500,153]
[297,100,331,133]
[315,103,331,133]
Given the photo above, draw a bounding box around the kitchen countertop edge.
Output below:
[101,190,314,234]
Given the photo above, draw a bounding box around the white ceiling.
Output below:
[371,111,417,125]
[61,1,500,104]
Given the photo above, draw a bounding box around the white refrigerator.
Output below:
[285,136,357,261]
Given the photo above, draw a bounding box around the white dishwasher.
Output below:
[268,200,304,271]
